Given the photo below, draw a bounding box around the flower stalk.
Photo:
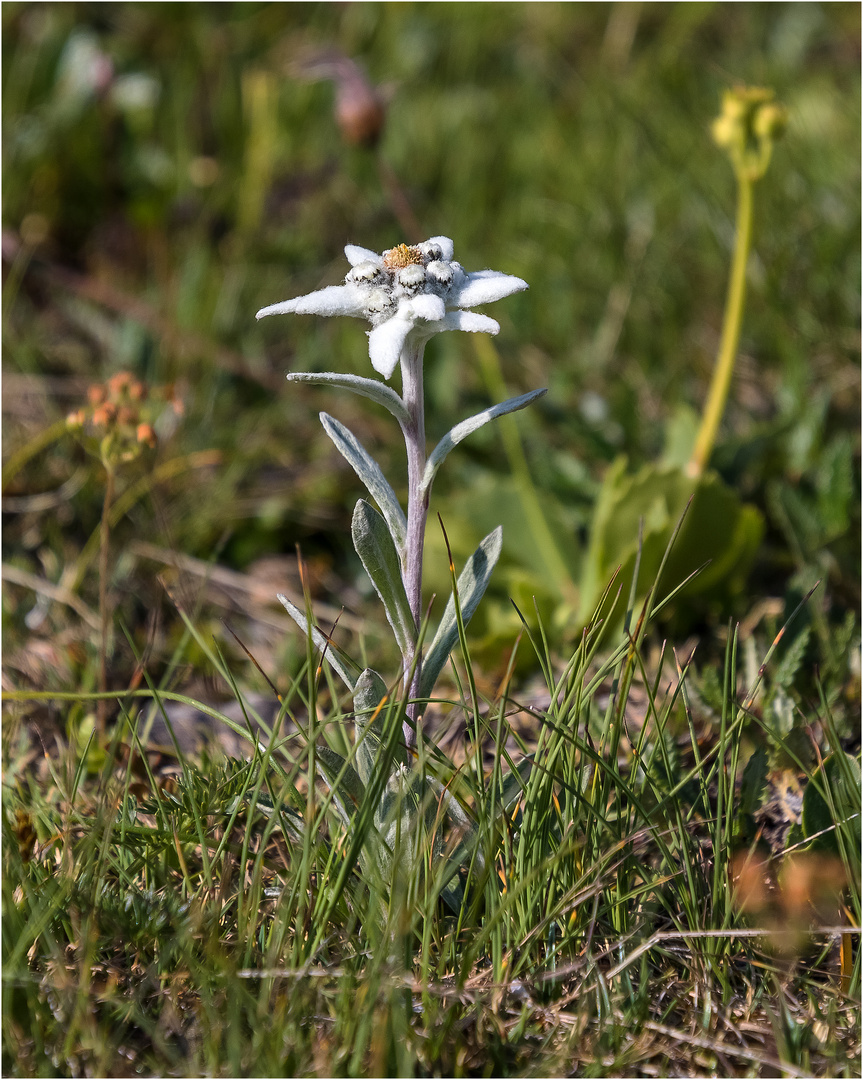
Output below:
[687,86,786,480]
[65,370,171,733]
[399,341,428,740]
[96,463,115,733]
[687,173,753,480]
[399,340,427,630]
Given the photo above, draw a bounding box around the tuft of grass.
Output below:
[4,541,859,1077]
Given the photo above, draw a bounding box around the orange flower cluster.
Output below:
[732,848,848,955]
[67,370,182,468]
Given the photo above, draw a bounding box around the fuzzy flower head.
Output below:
[256,236,528,379]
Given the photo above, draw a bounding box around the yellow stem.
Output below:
[687,175,754,479]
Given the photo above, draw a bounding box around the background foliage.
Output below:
[4,3,859,667]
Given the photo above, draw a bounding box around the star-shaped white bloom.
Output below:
[256,236,528,379]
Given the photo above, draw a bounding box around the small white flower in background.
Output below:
[256,236,528,379]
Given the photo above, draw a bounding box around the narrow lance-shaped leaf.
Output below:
[286,371,409,425]
[352,500,416,659]
[353,667,405,787]
[315,745,366,828]
[428,754,534,909]
[320,413,407,556]
[499,754,535,811]
[420,389,547,498]
[420,526,503,698]
[277,594,358,692]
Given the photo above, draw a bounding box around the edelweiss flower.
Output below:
[256,236,528,379]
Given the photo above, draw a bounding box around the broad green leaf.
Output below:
[661,403,700,469]
[276,594,358,692]
[352,500,415,658]
[769,482,821,555]
[770,687,795,739]
[420,389,547,497]
[420,526,503,698]
[579,458,764,627]
[436,851,466,913]
[353,668,404,787]
[286,371,409,425]
[320,413,406,555]
[421,474,579,670]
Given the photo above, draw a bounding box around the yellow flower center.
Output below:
[383,243,422,270]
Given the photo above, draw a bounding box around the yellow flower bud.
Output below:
[712,85,785,182]
[754,102,787,142]
[711,114,737,150]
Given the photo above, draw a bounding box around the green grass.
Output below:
[4,562,860,1076]
[2,3,860,1076]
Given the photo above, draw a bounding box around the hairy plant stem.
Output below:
[399,339,428,750]
[97,464,115,733]
[687,174,754,479]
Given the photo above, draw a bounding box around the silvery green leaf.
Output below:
[352,500,416,658]
[430,755,533,907]
[419,526,503,698]
[499,754,535,811]
[315,745,366,827]
[434,831,466,914]
[428,775,475,834]
[426,773,482,873]
[286,372,409,425]
[353,668,403,787]
[421,389,547,497]
[423,788,469,913]
[430,756,533,870]
[320,413,407,556]
[376,766,418,846]
[368,764,423,881]
[277,594,358,692]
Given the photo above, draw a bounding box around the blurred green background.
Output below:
[3,2,859,693]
